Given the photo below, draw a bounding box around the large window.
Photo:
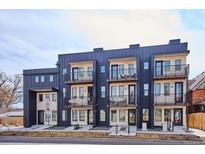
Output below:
[79,87,84,98]
[35,76,39,83]
[155,109,162,122]
[46,93,50,101]
[79,67,84,77]
[101,86,106,98]
[100,110,105,121]
[128,64,135,75]
[40,76,45,82]
[72,110,78,121]
[39,94,43,102]
[52,93,57,101]
[87,67,93,77]
[111,86,116,97]
[164,60,170,72]
[142,109,149,122]
[72,87,77,98]
[155,83,161,95]
[79,111,85,121]
[52,110,57,121]
[119,85,124,97]
[175,60,181,71]
[144,84,149,96]
[119,64,124,75]
[119,110,125,122]
[111,110,117,122]
[164,83,170,96]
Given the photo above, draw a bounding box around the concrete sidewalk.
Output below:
[189,128,205,140]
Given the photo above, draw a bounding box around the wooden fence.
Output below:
[188,113,205,131]
[0,117,23,126]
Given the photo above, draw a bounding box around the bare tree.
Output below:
[0,70,23,113]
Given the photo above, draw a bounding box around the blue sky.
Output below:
[0,10,205,79]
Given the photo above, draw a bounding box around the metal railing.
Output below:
[154,64,189,78]
[70,71,93,81]
[68,96,93,106]
[109,95,136,106]
[154,93,186,105]
[109,68,137,80]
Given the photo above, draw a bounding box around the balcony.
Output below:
[109,95,136,107]
[66,71,94,84]
[154,93,186,106]
[108,68,137,83]
[154,64,189,79]
[68,96,93,108]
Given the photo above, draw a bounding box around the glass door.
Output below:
[155,61,163,77]
[175,82,183,103]
[174,108,183,125]
[38,110,44,125]
[88,86,93,104]
[72,67,78,80]
[128,109,136,125]
[128,85,135,104]
[111,65,118,80]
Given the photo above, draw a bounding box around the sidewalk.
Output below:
[189,128,205,140]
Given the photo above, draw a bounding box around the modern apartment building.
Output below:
[23,39,189,129]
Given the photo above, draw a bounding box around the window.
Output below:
[101,86,105,98]
[100,66,105,73]
[87,67,93,77]
[111,86,116,97]
[144,62,149,69]
[155,109,162,122]
[52,93,57,101]
[62,110,67,121]
[79,67,84,77]
[142,109,149,121]
[79,87,84,98]
[39,94,43,102]
[40,76,45,82]
[49,75,54,82]
[164,60,170,72]
[79,111,85,121]
[155,83,161,96]
[128,64,135,75]
[46,93,50,101]
[100,110,105,121]
[164,109,171,121]
[63,68,67,75]
[119,64,124,75]
[52,110,57,121]
[63,88,67,98]
[175,60,181,71]
[144,84,149,96]
[119,85,124,97]
[72,110,78,121]
[164,83,170,96]
[111,110,117,122]
[35,76,39,83]
[119,110,125,122]
[72,87,77,99]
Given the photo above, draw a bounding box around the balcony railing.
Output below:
[109,68,137,81]
[68,96,93,107]
[109,95,136,107]
[154,64,189,78]
[68,71,93,83]
[154,93,186,105]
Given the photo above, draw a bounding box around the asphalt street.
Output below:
[0,136,204,145]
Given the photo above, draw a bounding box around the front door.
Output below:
[88,86,93,104]
[111,65,118,80]
[128,109,136,126]
[128,85,135,104]
[38,110,44,125]
[175,82,183,103]
[155,61,163,77]
[72,67,78,80]
[87,110,93,125]
[174,108,183,125]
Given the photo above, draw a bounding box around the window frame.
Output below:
[100,66,106,73]
[119,85,124,97]
[144,84,149,96]
[111,110,117,122]
[155,109,162,122]
[155,83,161,96]
[101,86,106,98]
[72,110,78,121]
[144,62,149,70]
[164,83,170,96]
[35,76,39,83]
[40,76,45,82]
[79,111,85,121]
[49,75,54,82]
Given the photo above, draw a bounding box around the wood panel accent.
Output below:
[188,113,205,131]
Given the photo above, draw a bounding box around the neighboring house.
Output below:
[23,39,190,129]
[188,72,205,113]
[0,109,24,125]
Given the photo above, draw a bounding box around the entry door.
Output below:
[38,110,44,124]
[88,86,93,104]
[128,85,135,105]
[175,82,183,103]
[72,67,78,80]
[87,110,93,125]
[128,109,136,126]
[174,108,183,126]
[155,61,163,77]
[111,65,118,80]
